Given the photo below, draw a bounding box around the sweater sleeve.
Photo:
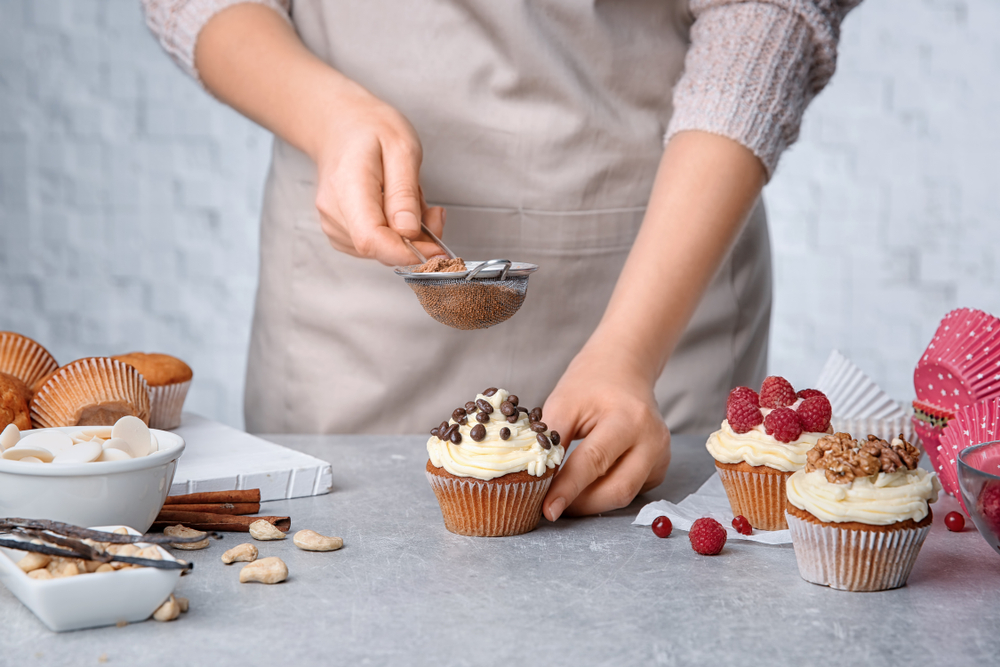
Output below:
[142,0,292,81]
[666,0,862,178]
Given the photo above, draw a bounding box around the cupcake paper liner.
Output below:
[0,331,58,389]
[30,357,151,428]
[816,350,906,420]
[426,472,553,537]
[786,511,931,592]
[831,412,914,445]
[939,396,1000,512]
[914,308,1000,413]
[148,380,191,430]
[715,464,792,531]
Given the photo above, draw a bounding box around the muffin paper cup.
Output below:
[939,397,1000,513]
[816,350,906,420]
[831,412,914,445]
[0,332,58,389]
[715,464,792,531]
[915,308,1000,412]
[426,472,553,537]
[786,511,931,592]
[148,380,191,430]
[31,358,151,428]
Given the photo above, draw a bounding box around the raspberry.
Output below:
[759,376,796,409]
[689,517,727,555]
[732,515,752,535]
[652,516,672,538]
[978,482,1000,532]
[727,386,760,408]
[796,388,826,401]
[945,511,965,532]
[727,398,763,434]
[763,407,803,443]
[796,395,832,432]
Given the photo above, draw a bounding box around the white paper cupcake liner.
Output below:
[0,331,59,389]
[426,472,553,537]
[816,350,906,420]
[148,380,191,430]
[31,358,150,428]
[830,412,914,445]
[715,465,791,531]
[786,511,931,592]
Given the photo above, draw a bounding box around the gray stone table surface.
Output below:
[1,434,998,667]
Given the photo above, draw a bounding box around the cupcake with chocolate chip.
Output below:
[426,387,564,537]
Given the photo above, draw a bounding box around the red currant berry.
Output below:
[652,516,673,538]
[732,515,752,535]
[945,511,965,532]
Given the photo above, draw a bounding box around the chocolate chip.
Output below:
[506,412,519,424]
[456,415,468,425]
[430,427,440,437]
[470,424,486,441]
[508,395,519,406]
[500,401,516,417]
[483,387,498,397]
[476,399,494,414]
[465,401,478,413]
[476,411,490,424]
[440,423,456,440]
[449,429,462,445]
[529,407,543,423]
[530,422,547,433]
[536,433,551,450]
[499,427,511,440]
[439,420,449,432]
[550,431,561,446]
[452,408,467,421]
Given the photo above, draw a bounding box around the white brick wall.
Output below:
[1,0,997,428]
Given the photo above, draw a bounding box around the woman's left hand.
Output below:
[541,342,671,521]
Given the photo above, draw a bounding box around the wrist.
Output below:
[575,324,662,388]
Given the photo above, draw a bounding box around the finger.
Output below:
[542,418,631,522]
[381,138,424,240]
[422,206,446,241]
[563,445,661,517]
[333,163,419,266]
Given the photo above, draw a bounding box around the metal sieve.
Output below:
[395,226,538,330]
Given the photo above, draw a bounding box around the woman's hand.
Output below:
[196,3,444,266]
[542,342,671,520]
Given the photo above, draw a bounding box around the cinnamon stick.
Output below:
[153,511,290,533]
[165,489,261,505]
[156,503,259,516]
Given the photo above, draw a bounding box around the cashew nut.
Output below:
[239,556,288,584]
[221,543,258,564]
[17,552,51,573]
[248,520,286,541]
[175,596,189,613]
[137,546,163,560]
[163,524,210,550]
[28,569,53,580]
[94,563,114,573]
[153,594,181,622]
[47,559,80,578]
[293,530,343,552]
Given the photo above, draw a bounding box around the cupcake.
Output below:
[30,357,151,428]
[786,432,941,592]
[0,331,59,394]
[0,372,32,431]
[426,387,564,537]
[112,352,193,429]
[706,376,833,531]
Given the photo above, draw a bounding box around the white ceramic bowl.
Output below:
[0,525,182,632]
[0,428,184,532]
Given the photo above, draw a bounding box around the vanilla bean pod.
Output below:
[0,538,194,572]
[1,518,215,544]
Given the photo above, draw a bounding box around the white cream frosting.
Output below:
[786,468,941,525]
[426,389,564,480]
[705,417,828,472]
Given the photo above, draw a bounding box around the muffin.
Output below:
[112,352,192,429]
[426,387,564,536]
[785,432,941,592]
[30,357,151,428]
[706,376,833,531]
[0,331,59,394]
[0,372,32,431]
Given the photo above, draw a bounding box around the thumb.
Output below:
[382,140,423,239]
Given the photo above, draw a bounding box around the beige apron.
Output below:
[245,0,772,435]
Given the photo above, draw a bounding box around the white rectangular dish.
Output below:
[0,525,181,632]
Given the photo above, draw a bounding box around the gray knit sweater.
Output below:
[142,0,860,178]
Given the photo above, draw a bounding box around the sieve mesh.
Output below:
[404,275,529,330]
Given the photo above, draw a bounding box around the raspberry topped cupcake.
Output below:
[706,376,833,530]
[426,387,564,536]
[785,432,941,591]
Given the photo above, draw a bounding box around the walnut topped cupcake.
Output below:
[786,432,941,591]
[426,387,564,536]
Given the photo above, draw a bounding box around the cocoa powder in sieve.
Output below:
[408,280,525,330]
[413,257,467,273]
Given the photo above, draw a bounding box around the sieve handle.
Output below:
[466,259,511,281]
[402,237,427,264]
[420,223,458,260]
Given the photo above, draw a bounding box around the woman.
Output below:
[143,0,859,522]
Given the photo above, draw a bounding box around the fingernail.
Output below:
[394,211,420,233]
[547,497,567,522]
[441,208,447,225]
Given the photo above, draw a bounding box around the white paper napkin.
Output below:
[633,472,792,544]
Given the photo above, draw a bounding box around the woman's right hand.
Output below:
[195,3,444,266]
[311,89,446,266]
